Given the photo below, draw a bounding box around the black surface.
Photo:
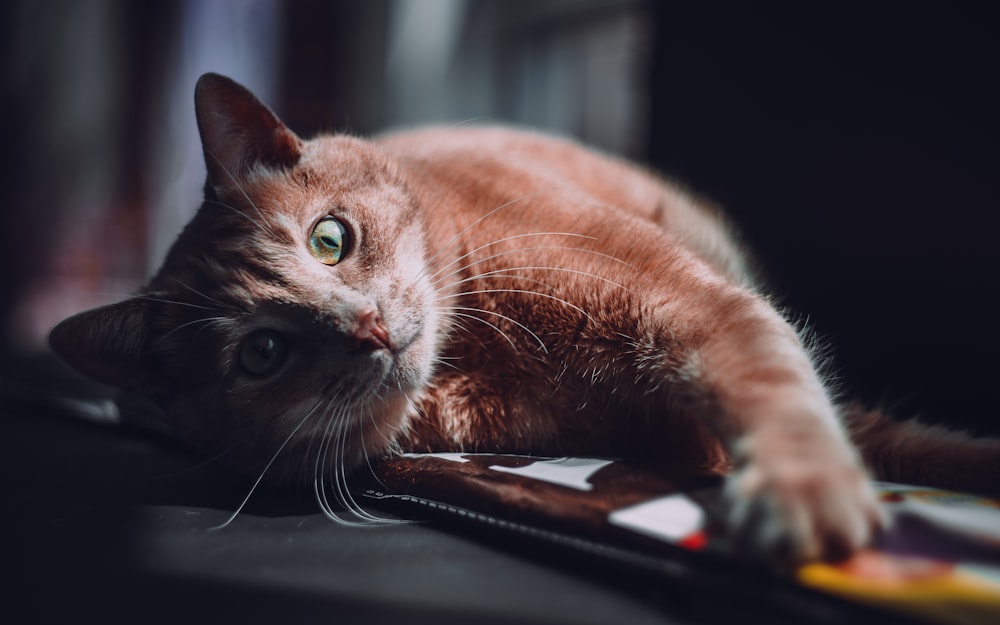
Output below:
[2,353,929,625]
[1,354,691,625]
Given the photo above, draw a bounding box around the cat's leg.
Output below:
[653,279,884,562]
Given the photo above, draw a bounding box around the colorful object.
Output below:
[366,453,1000,624]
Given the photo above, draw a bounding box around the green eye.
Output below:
[239,329,288,377]
[309,217,348,265]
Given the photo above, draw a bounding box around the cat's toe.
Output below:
[724,435,885,563]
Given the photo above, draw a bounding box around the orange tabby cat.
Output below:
[50,73,999,563]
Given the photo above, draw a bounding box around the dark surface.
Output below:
[0,354,926,625]
[1,354,691,625]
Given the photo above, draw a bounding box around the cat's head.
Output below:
[49,73,442,480]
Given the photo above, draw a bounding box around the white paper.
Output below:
[401,452,471,463]
[608,494,705,543]
[489,457,614,491]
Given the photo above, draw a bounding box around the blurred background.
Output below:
[2,0,998,435]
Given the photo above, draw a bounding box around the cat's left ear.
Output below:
[48,298,159,395]
[194,72,304,190]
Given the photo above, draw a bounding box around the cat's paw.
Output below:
[724,422,885,563]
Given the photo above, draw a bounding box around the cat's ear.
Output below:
[49,298,155,392]
[194,72,303,188]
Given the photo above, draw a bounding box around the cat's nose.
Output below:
[350,308,392,351]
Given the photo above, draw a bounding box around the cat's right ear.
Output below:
[48,299,154,393]
[194,72,304,191]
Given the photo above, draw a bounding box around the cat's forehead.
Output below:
[150,133,419,313]
[297,135,400,192]
[224,135,408,228]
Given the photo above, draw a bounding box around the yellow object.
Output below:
[799,551,1000,625]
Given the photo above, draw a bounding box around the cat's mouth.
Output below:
[340,322,427,391]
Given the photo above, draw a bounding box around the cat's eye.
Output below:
[238,329,288,377]
[309,216,348,265]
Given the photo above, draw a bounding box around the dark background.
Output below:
[647,3,999,434]
[3,0,998,432]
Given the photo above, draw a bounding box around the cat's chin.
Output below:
[274,390,415,484]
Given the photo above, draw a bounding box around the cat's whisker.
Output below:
[429,245,631,292]
[431,357,461,371]
[129,293,219,311]
[448,311,520,353]
[416,192,547,281]
[337,422,394,526]
[298,395,339,496]
[208,398,323,531]
[439,318,491,355]
[438,274,571,300]
[442,266,630,293]
[426,232,596,284]
[331,412,357,518]
[203,199,272,238]
[444,306,548,353]
[203,148,277,237]
[314,400,342,521]
[296,422,318,491]
[135,444,239,481]
[360,405,391,493]
[312,400,391,525]
[85,289,218,312]
[349,406,399,523]
[151,316,230,352]
[449,116,494,128]
[170,276,240,312]
[438,288,591,320]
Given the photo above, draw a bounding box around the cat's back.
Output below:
[377,126,750,283]
[377,125,664,215]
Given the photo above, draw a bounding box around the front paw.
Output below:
[724,426,885,563]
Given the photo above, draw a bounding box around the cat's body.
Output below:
[51,74,999,564]
[387,126,743,463]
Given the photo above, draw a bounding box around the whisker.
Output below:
[431,245,631,289]
[137,444,239,481]
[443,266,630,293]
[444,306,548,353]
[338,408,395,523]
[427,232,595,284]
[129,294,218,311]
[208,399,323,531]
[438,288,591,319]
[152,316,229,350]
[313,400,376,525]
[417,192,547,280]
[203,199,272,237]
[314,399,342,521]
[432,357,461,371]
[314,401,394,526]
[170,277,240,312]
[438,315,493,354]
[450,116,492,127]
[448,311,519,352]
[360,404,393,494]
[203,148,276,236]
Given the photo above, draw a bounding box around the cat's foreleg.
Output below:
[666,286,884,562]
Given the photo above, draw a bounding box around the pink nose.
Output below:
[350,308,392,351]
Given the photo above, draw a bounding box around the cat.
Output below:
[49,72,999,563]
